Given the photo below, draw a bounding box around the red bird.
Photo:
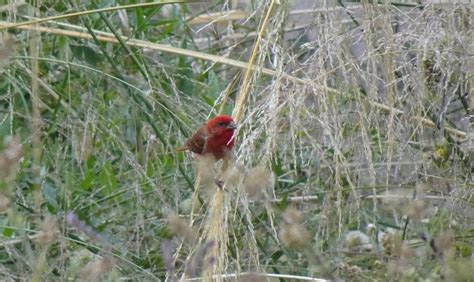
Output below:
[176,115,237,160]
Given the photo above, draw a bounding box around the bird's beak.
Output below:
[227,121,237,130]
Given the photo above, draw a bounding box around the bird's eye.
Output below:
[218,121,225,126]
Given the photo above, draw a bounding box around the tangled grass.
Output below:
[0,0,472,280]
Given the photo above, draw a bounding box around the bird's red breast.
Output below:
[176,115,236,160]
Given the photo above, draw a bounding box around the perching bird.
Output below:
[176,115,237,160]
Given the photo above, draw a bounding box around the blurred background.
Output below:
[0,0,472,280]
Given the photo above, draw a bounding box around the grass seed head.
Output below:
[281,206,303,225]
[244,166,272,199]
[0,193,10,212]
[34,216,58,246]
[0,136,22,178]
[407,199,426,220]
[387,243,415,278]
[196,154,217,179]
[196,154,219,200]
[222,164,242,187]
[168,214,194,242]
[341,264,363,278]
[179,196,202,214]
[279,223,310,250]
[279,207,310,249]
[379,229,402,256]
[79,255,115,281]
[344,230,372,252]
[433,231,455,256]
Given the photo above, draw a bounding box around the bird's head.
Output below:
[207,115,237,136]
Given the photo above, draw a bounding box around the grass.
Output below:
[0,0,473,281]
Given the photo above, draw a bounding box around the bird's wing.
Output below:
[184,125,208,154]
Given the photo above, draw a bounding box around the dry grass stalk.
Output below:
[232,0,277,123]
[202,189,229,280]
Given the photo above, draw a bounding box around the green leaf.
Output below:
[377,221,402,230]
[42,182,59,213]
[80,170,96,191]
[271,250,284,261]
[99,161,118,193]
[70,44,102,66]
[2,226,13,237]
[276,193,289,210]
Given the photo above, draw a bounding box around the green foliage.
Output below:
[0,0,473,281]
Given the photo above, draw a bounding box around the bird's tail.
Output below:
[175,145,189,152]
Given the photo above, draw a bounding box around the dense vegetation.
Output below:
[0,1,472,280]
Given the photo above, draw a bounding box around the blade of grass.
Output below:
[0,1,189,31]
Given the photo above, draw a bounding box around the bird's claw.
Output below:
[215,180,224,190]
